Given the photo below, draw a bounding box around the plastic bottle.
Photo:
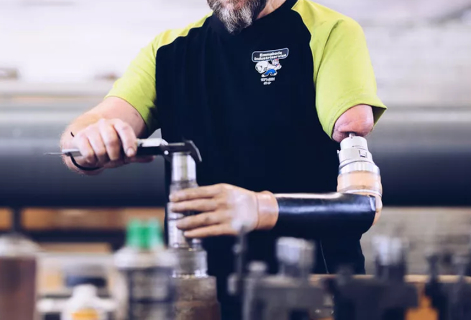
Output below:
[61,284,106,320]
[114,219,175,320]
[0,233,39,320]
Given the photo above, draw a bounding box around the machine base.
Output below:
[173,276,220,320]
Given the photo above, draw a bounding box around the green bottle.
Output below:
[114,219,175,320]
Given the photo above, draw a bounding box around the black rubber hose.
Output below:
[272,193,376,239]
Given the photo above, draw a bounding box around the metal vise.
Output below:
[229,234,326,320]
[425,254,471,320]
[325,236,418,320]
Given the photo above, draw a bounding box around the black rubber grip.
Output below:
[273,193,376,239]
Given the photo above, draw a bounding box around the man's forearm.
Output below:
[332,104,374,142]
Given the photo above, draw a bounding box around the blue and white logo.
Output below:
[252,48,289,85]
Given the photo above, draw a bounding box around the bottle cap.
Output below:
[73,284,98,297]
[147,219,164,249]
[125,219,164,250]
[125,220,146,249]
[0,233,40,258]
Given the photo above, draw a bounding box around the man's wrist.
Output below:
[255,191,279,230]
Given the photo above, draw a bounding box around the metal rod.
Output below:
[46,138,167,157]
[11,207,22,233]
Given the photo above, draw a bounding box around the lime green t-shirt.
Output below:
[107,0,386,137]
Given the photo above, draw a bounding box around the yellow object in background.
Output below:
[71,309,101,320]
[61,285,106,320]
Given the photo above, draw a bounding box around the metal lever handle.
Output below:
[47,139,202,163]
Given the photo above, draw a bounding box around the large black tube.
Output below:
[367,107,471,206]
[0,103,166,208]
[0,104,470,208]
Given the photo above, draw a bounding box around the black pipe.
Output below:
[274,193,376,239]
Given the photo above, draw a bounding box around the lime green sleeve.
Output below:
[106,35,160,133]
[314,18,387,137]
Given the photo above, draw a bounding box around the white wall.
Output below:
[0,0,209,83]
[1,0,470,107]
[367,24,471,108]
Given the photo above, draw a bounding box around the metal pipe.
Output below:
[167,152,207,278]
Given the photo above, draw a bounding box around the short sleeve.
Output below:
[314,19,387,137]
[106,35,160,133]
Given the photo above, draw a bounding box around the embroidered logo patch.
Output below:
[252,48,289,85]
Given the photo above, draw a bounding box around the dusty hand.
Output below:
[169,184,278,238]
[62,118,153,171]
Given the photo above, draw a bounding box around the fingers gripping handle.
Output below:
[56,139,202,163]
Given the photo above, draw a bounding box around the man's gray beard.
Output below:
[208,0,266,34]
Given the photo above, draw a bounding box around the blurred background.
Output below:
[0,0,470,311]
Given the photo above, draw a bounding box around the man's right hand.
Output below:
[62,118,153,174]
[61,97,152,174]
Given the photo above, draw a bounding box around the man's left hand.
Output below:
[169,184,278,238]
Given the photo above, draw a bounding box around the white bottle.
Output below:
[61,285,106,320]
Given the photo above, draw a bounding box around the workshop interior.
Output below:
[1,0,471,319]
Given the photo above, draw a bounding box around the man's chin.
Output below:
[223,21,253,34]
[208,0,267,34]
[214,10,253,34]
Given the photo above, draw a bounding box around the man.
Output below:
[61,0,386,318]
